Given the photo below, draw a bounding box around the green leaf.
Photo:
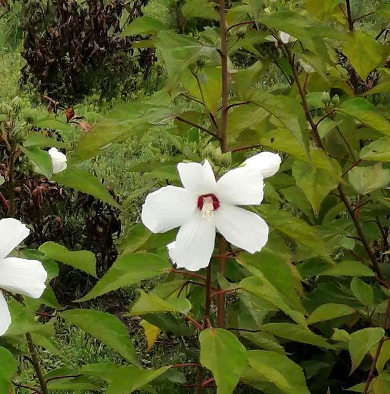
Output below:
[238,251,305,314]
[249,0,263,26]
[155,30,214,87]
[24,132,67,148]
[143,313,193,337]
[261,323,334,349]
[259,128,308,161]
[377,340,390,372]
[339,98,390,136]
[60,309,139,365]
[117,224,152,254]
[21,146,53,178]
[53,168,120,208]
[343,32,387,81]
[182,0,219,20]
[304,0,342,20]
[319,261,374,277]
[47,376,101,391]
[78,253,171,302]
[348,164,390,195]
[307,303,355,324]
[200,328,247,394]
[69,103,175,164]
[0,347,16,393]
[129,290,191,315]
[39,242,96,277]
[182,67,222,114]
[146,165,180,181]
[350,278,374,307]
[360,137,390,161]
[248,350,310,394]
[121,16,168,36]
[249,89,308,152]
[240,276,307,327]
[349,327,384,373]
[292,159,339,214]
[33,117,74,133]
[81,364,170,394]
[227,103,268,138]
[258,205,329,257]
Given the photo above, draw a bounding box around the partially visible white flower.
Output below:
[244,152,282,179]
[142,160,270,271]
[48,148,67,174]
[280,31,297,44]
[0,218,47,335]
[300,60,315,74]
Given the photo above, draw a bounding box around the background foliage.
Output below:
[2,0,390,393]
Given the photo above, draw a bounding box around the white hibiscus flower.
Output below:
[244,152,281,178]
[142,158,279,271]
[0,218,47,335]
[280,31,297,44]
[48,148,67,174]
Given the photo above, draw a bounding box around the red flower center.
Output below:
[197,193,220,211]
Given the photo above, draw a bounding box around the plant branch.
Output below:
[26,333,48,394]
[284,40,384,281]
[185,315,203,330]
[211,287,239,299]
[230,144,261,153]
[45,375,81,384]
[226,20,255,33]
[283,45,324,148]
[363,296,390,393]
[175,116,220,139]
[345,0,354,31]
[12,381,41,394]
[171,269,206,282]
[0,191,9,211]
[8,146,17,217]
[219,0,229,154]
[354,11,374,23]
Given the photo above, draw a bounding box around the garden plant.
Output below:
[2,0,390,393]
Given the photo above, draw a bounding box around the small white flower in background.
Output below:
[244,152,282,179]
[142,156,280,271]
[0,218,47,335]
[48,147,67,174]
[280,31,297,44]
[300,60,315,74]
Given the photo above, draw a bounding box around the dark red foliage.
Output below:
[21,0,152,102]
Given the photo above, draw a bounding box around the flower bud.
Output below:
[244,152,281,178]
[331,94,340,106]
[48,148,67,174]
[322,91,331,105]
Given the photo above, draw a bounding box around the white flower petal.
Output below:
[0,292,11,336]
[244,152,281,178]
[0,257,47,298]
[280,31,296,44]
[177,160,216,195]
[0,218,30,260]
[216,167,264,206]
[168,213,216,271]
[142,186,196,233]
[215,204,269,253]
[49,148,67,174]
